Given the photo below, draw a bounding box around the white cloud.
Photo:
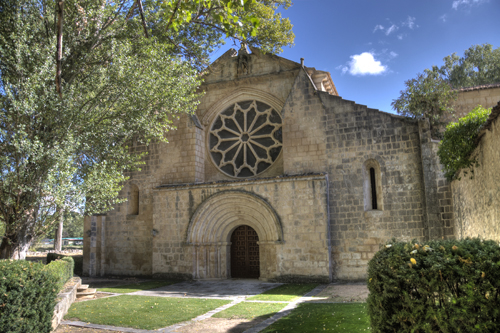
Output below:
[397,34,404,40]
[402,16,417,29]
[385,24,398,35]
[440,14,448,22]
[373,24,385,33]
[452,0,489,9]
[389,51,398,59]
[340,52,387,76]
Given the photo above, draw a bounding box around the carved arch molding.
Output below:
[186,190,283,279]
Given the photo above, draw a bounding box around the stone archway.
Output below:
[186,190,283,280]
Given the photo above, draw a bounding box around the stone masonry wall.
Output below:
[452,103,500,240]
[318,92,429,280]
[99,110,207,276]
[282,69,327,174]
[418,120,455,240]
[151,174,331,282]
[442,85,500,124]
[197,51,300,183]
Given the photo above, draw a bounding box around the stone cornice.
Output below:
[154,173,327,191]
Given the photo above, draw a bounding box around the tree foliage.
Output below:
[392,44,499,136]
[0,0,294,259]
[437,105,491,181]
[433,44,500,88]
[391,70,457,137]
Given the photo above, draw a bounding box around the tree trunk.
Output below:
[54,208,64,251]
[0,232,32,260]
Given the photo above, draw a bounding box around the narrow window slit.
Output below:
[370,167,377,210]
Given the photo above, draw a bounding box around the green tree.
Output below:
[47,212,83,239]
[0,0,294,259]
[391,70,457,137]
[392,44,499,137]
[433,44,500,88]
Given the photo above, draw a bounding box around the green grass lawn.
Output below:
[247,284,318,302]
[261,303,371,332]
[213,302,286,320]
[65,295,230,330]
[98,280,179,293]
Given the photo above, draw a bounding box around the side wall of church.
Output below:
[452,104,500,240]
[151,175,331,282]
[319,93,431,280]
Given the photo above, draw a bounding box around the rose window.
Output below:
[209,100,282,177]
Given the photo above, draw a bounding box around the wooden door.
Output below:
[230,225,260,278]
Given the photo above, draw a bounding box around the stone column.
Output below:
[83,215,106,276]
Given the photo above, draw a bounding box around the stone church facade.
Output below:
[83,46,498,282]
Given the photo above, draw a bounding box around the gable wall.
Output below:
[196,54,300,182]
[318,94,429,280]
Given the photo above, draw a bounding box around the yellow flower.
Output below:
[410,258,417,265]
[481,272,485,278]
[452,245,458,251]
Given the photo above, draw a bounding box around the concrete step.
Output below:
[76,288,97,299]
[77,284,89,292]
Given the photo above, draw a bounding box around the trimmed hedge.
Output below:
[47,253,82,276]
[0,258,74,332]
[367,238,500,333]
[46,256,74,290]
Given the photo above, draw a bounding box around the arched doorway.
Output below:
[231,225,260,278]
[186,190,283,279]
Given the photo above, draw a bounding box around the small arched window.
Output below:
[363,160,383,211]
[370,167,378,210]
[128,184,139,215]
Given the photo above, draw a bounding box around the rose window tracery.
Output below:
[209,100,282,178]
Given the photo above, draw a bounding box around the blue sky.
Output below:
[211,0,499,114]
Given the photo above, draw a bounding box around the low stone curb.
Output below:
[62,321,152,333]
[52,277,81,331]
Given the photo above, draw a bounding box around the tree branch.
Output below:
[165,0,182,32]
[55,0,64,99]
[136,0,148,38]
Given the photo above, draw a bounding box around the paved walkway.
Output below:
[130,279,282,299]
[60,279,368,333]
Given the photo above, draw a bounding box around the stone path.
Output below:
[59,280,369,333]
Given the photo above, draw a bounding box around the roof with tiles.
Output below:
[457,82,500,92]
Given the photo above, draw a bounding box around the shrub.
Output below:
[47,252,82,276]
[0,260,59,333]
[437,105,491,181]
[46,256,74,290]
[367,238,500,333]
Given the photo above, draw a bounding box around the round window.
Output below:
[209,100,282,178]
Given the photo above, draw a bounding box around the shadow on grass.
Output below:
[246,283,318,301]
[98,280,180,293]
[227,301,371,333]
